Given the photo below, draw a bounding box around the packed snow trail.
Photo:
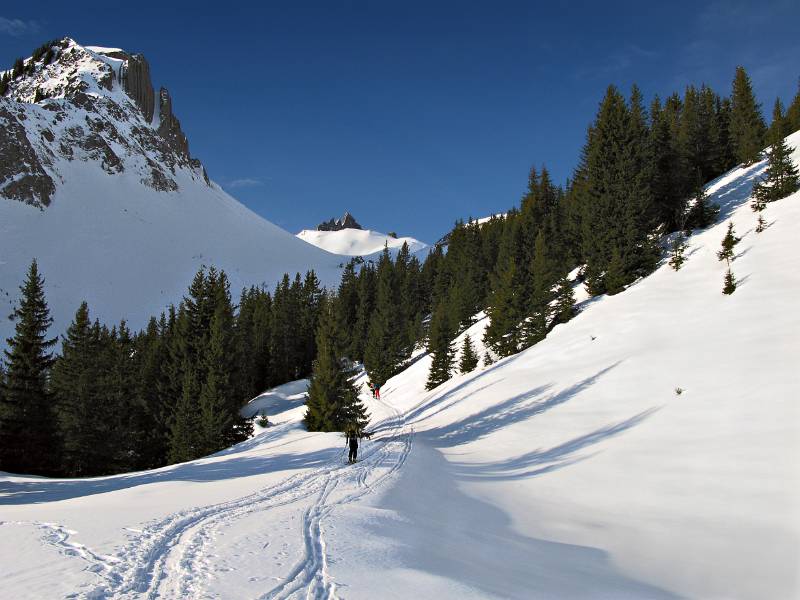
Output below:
[53,387,413,600]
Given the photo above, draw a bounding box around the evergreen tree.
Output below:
[168,368,201,463]
[717,222,741,263]
[50,302,105,475]
[0,260,58,475]
[686,184,719,230]
[730,66,766,165]
[520,230,553,348]
[551,273,576,326]
[787,79,800,133]
[426,304,455,390]
[752,99,799,203]
[305,303,369,433]
[197,310,235,455]
[484,218,525,356]
[364,247,405,385]
[722,268,737,295]
[604,246,627,295]
[459,334,479,374]
[669,232,688,271]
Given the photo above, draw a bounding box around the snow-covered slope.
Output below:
[1,133,798,599]
[0,39,343,343]
[297,227,427,257]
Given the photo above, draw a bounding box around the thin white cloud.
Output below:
[227,178,264,189]
[0,17,40,37]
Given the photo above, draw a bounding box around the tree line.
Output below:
[0,264,326,476]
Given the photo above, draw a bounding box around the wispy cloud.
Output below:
[0,17,40,37]
[227,177,265,189]
[574,44,659,82]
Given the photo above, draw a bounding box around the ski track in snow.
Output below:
[66,395,412,600]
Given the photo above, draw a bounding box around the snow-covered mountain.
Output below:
[3,132,797,599]
[0,38,344,343]
[297,225,427,257]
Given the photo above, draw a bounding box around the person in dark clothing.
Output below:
[346,430,359,463]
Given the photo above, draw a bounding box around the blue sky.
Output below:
[2,1,798,242]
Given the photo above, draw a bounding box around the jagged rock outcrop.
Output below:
[317,212,362,231]
[0,102,56,207]
[111,52,155,122]
[157,87,190,160]
[0,37,209,207]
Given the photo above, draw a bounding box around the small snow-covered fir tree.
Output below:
[717,222,740,263]
[669,232,688,271]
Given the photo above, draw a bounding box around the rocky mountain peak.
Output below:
[0,37,208,209]
[317,212,363,231]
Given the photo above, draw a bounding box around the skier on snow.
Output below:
[346,429,359,463]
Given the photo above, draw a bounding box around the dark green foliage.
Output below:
[722,268,737,295]
[551,273,576,326]
[730,66,766,165]
[717,222,740,263]
[577,85,657,296]
[363,247,409,386]
[426,304,455,390]
[669,233,688,271]
[787,79,800,133]
[752,100,799,203]
[685,184,720,230]
[305,302,369,433]
[459,334,479,374]
[12,57,24,78]
[0,260,58,475]
[604,246,627,295]
[520,230,554,348]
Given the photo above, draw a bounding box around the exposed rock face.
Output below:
[317,212,362,231]
[0,102,56,207]
[112,52,155,122]
[157,87,190,160]
[0,37,209,208]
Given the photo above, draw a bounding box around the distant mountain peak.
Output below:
[317,212,362,231]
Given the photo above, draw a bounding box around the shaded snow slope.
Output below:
[297,227,427,257]
[0,134,797,600]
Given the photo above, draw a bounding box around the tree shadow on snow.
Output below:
[451,407,660,481]
[0,444,336,506]
[420,362,622,449]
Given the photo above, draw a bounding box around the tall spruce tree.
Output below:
[51,303,115,475]
[520,230,553,348]
[551,273,576,326]
[459,335,479,374]
[786,79,800,133]
[730,66,766,165]
[0,260,58,475]
[426,304,455,390]
[305,302,369,433]
[752,99,799,203]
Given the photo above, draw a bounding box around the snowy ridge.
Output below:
[0,133,798,598]
[297,228,427,257]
